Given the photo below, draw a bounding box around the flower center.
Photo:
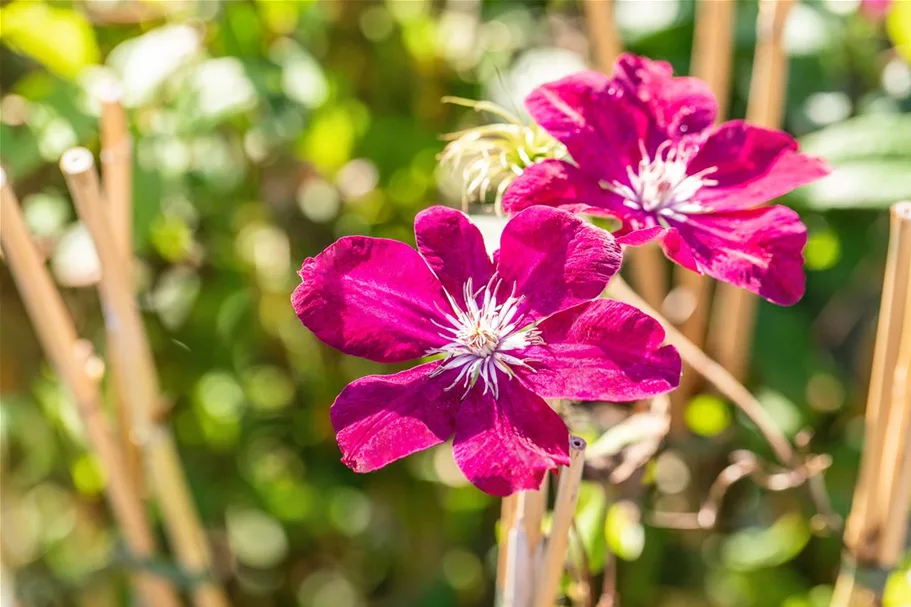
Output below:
[427,276,542,398]
[606,140,718,219]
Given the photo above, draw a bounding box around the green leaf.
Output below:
[574,483,608,574]
[604,501,645,561]
[793,114,911,210]
[719,513,811,571]
[799,114,911,163]
[0,1,99,80]
[794,158,911,210]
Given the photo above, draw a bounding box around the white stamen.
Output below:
[427,276,542,399]
[605,140,718,216]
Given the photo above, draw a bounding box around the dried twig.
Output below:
[0,169,181,607]
[649,450,833,531]
[60,148,230,607]
[610,276,842,531]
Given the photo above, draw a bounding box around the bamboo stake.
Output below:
[59,149,230,607]
[534,437,586,607]
[709,0,796,381]
[0,169,182,607]
[669,0,736,433]
[504,493,532,607]
[877,242,911,566]
[524,474,549,561]
[98,81,144,498]
[503,474,550,606]
[581,0,621,78]
[99,82,132,253]
[580,0,668,312]
[497,494,519,595]
[844,203,911,562]
[690,0,736,121]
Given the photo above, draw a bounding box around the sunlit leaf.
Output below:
[685,394,732,437]
[0,1,99,79]
[795,158,911,210]
[720,513,811,571]
[886,0,911,63]
[884,562,911,607]
[604,500,645,561]
[574,482,608,573]
[106,24,200,107]
[795,114,911,209]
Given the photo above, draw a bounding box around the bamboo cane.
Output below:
[843,202,911,562]
[504,492,532,607]
[581,0,621,78]
[497,494,519,595]
[59,149,230,607]
[534,437,586,607]
[877,236,911,567]
[669,0,736,433]
[98,81,144,497]
[830,203,911,607]
[0,169,182,607]
[581,0,668,312]
[709,0,796,381]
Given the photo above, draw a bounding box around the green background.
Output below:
[1,0,910,606]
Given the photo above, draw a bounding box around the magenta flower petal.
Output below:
[331,362,457,472]
[452,378,570,496]
[293,236,450,363]
[613,53,717,139]
[665,205,807,305]
[502,159,624,217]
[660,228,700,273]
[525,72,653,183]
[860,0,892,19]
[615,226,667,246]
[496,206,622,320]
[521,299,680,402]
[689,121,831,211]
[415,206,495,297]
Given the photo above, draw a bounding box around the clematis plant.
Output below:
[293,205,681,496]
[503,53,831,305]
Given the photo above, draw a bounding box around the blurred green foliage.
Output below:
[0,0,909,606]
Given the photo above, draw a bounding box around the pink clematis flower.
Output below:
[293,205,681,496]
[502,53,831,306]
[860,0,892,20]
